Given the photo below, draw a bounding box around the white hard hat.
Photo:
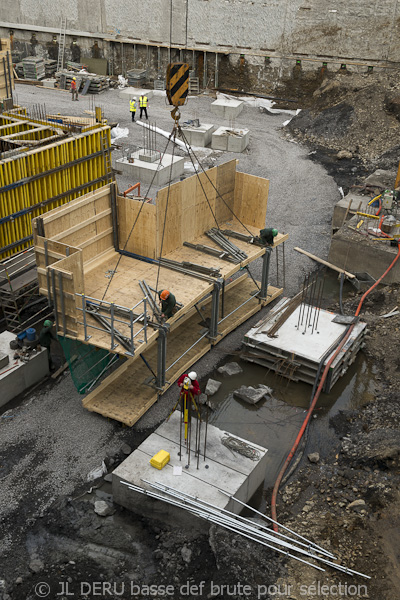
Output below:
[188,371,197,380]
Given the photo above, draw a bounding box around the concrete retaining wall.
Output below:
[2,1,400,90]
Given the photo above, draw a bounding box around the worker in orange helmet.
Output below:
[70,77,78,101]
[158,289,177,319]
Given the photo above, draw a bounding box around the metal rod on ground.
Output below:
[144,482,352,573]
[123,482,327,572]
[217,490,335,559]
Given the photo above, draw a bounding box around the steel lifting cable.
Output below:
[178,127,220,230]
[178,123,255,236]
[101,132,176,302]
[153,127,178,307]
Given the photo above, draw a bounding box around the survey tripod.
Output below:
[168,385,209,469]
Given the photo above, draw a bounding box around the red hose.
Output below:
[271,241,400,531]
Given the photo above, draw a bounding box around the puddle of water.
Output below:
[208,352,377,490]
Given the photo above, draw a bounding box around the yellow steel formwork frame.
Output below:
[0,124,112,259]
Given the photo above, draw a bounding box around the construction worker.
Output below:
[139,94,148,119]
[39,319,57,370]
[178,371,201,396]
[70,77,78,101]
[158,289,177,319]
[257,228,278,246]
[129,97,137,122]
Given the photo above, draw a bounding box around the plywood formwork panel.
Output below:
[233,171,269,230]
[117,196,157,258]
[215,159,237,224]
[156,179,183,256]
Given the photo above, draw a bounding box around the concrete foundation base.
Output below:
[332,192,372,231]
[211,127,250,152]
[112,411,268,517]
[118,87,154,100]
[243,298,367,391]
[0,331,49,408]
[328,214,400,283]
[211,98,244,119]
[115,150,185,185]
[178,123,216,147]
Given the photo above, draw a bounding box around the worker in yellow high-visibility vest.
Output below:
[139,94,148,120]
[129,97,137,122]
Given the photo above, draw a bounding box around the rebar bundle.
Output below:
[206,228,248,263]
[122,480,370,579]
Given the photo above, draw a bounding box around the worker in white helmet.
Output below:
[178,370,200,396]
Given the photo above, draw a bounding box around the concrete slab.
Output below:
[332,192,371,231]
[0,331,49,408]
[178,123,216,147]
[211,126,250,152]
[118,87,154,100]
[115,151,185,186]
[211,98,244,119]
[329,214,400,283]
[243,299,367,391]
[113,411,268,516]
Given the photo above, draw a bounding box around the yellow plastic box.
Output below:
[150,450,170,470]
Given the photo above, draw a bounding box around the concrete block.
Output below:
[115,151,184,186]
[118,87,154,100]
[211,98,244,119]
[211,127,250,152]
[42,78,56,88]
[113,411,268,517]
[0,331,49,408]
[178,123,216,147]
[332,192,370,231]
[0,352,10,369]
[138,150,159,163]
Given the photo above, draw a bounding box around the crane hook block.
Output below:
[166,62,189,107]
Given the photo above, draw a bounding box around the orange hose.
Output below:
[271,241,400,531]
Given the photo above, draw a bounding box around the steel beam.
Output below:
[208,279,222,341]
[156,326,168,389]
[260,247,272,300]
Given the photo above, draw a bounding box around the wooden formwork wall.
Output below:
[0,126,112,260]
[115,160,269,259]
[0,39,14,101]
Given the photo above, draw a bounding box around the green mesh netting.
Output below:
[58,336,122,394]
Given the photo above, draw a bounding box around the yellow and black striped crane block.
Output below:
[166,62,189,108]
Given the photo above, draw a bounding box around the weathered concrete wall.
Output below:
[2,0,400,62]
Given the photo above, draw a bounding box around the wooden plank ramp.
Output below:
[82,277,281,426]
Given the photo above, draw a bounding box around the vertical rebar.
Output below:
[179,394,183,461]
[197,407,201,470]
[311,279,322,334]
[308,274,318,327]
[129,308,134,353]
[187,397,191,466]
[315,274,326,333]
[296,274,307,330]
[110,302,115,349]
[204,398,209,461]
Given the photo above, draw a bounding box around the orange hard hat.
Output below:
[160,290,170,300]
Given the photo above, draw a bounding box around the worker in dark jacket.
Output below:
[39,319,57,369]
[158,289,177,319]
[178,371,201,396]
[258,228,278,246]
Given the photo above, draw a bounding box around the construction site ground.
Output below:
[0,75,399,600]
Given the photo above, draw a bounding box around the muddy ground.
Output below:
[1,73,400,599]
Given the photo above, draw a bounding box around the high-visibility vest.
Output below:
[71,80,76,90]
[130,99,136,112]
[139,96,148,107]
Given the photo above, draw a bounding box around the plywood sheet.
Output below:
[234,171,269,230]
[215,159,236,224]
[118,196,157,258]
